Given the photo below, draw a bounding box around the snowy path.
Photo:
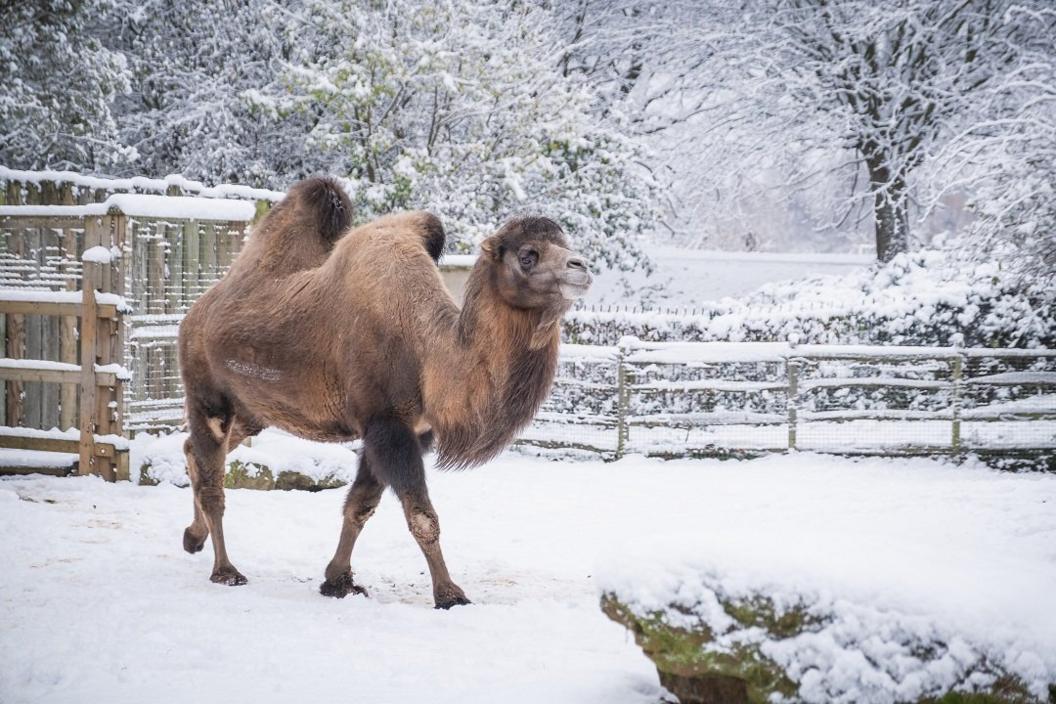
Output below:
[3,453,1055,703]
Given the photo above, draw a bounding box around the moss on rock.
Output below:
[138,459,347,492]
[601,593,1051,704]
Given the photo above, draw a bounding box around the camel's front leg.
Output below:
[185,408,246,586]
[320,457,384,598]
[363,418,470,609]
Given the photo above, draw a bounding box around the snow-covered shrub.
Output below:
[0,0,131,170]
[564,250,1055,348]
[264,0,659,270]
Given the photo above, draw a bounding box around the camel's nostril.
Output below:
[567,257,587,271]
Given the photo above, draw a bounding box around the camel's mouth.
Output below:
[559,270,592,301]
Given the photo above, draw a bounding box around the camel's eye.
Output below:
[519,249,538,271]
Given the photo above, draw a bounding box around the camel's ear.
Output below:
[480,236,504,261]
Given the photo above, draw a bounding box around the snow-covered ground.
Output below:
[583,247,871,308]
[3,452,1055,703]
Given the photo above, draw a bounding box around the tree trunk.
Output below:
[867,157,909,263]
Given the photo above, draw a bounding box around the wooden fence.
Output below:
[522,339,1056,462]
[0,177,262,436]
[0,285,128,479]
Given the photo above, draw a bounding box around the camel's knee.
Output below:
[198,485,226,515]
[345,498,379,526]
[408,510,440,545]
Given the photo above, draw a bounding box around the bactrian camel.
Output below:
[177,177,592,607]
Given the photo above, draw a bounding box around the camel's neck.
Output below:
[425,266,561,469]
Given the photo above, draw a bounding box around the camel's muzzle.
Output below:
[560,254,592,300]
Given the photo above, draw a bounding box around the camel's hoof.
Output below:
[320,572,368,599]
[434,585,471,610]
[183,528,206,554]
[210,567,248,586]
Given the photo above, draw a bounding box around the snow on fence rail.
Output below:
[524,338,1056,461]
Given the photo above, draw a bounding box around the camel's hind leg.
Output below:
[363,418,469,609]
[183,405,246,586]
[319,456,385,598]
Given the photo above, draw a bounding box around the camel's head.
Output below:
[479,217,593,310]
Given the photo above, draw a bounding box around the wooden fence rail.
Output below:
[0,285,128,479]
[520,339,1056,461]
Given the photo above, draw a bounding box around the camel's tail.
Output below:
[292,176,354,243]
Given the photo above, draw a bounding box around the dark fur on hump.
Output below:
[420,213,445,263]
[297,176,353,243]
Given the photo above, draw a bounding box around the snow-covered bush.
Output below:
[262,0,658,269]
[565,250,1055,348]
[0,0,131,170]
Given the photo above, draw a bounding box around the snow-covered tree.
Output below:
[105,0,310,185]
[0,0,130,170]
[923,4,1056,280]
[261,0,658,269]
[559,1,1055,261]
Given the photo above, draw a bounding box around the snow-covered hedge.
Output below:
[565,251,1055,349]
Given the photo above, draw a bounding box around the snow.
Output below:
[1,452,1053,703]
[0,359,130,382]
[0,425,129,450]
[0,194,255,221]
[598,454,1056,702]
[619,339,1056,365]
[0,450,76,468]
[0,166,285,202]
[438,254,477,268]
[582,247,871,308]
[0,288,127,308]
[80,245,115,263]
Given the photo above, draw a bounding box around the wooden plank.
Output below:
[0,435,80,453]
[59,279,78,429]
[0,365,117,386]
[78,280,99,477]
[0,465,75,477]
[0,216,98,228]
[40,224,61,428]
[0,300,119,318]
[21,198,43,428]
[4,216,26,425]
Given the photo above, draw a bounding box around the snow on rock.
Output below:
[1,453,1053,703]
[132,428,362,486]
[598,454,1056,702]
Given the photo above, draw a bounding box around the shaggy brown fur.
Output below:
[177,177,591,606]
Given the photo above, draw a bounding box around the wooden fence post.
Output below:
[77,284,99,477]
[951,355,963,453]
[59,277,78,430]
[787,359,799,451]
[615,338,634,459]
